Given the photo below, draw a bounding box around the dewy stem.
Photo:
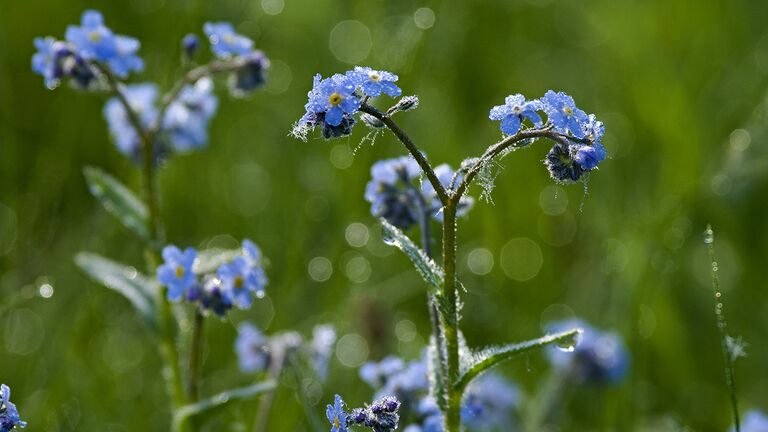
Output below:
[454,126,573,202]
[97,62,187,427]
[441,200,461,432]
[359,103,450,205]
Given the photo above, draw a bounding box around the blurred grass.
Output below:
[2,0,768,430]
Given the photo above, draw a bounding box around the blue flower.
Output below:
[217,256,266,309]
[0,384,26,431]
[461,373,520,430]
[573,143,607,170]
[310,324,337,381]
[32,38,97,89]
[65,10,142,78]
[65,10,117,61]
[229,50,270,97]
[326,394,348,432]
[235,322,270,373]
[546,319,629,385]
[733,410,768,432]
[307,74,361,127]
[349,66,401,98]
[162,77,219,152]
[489,94,543,135]
[193,275,233,317]
[542,90,589,138]
[109,35,144,78]
[360,356,406,388]
[204,22,253,58]
[364,156,422,230]
[103,83,158,159]
[157,245,197,302]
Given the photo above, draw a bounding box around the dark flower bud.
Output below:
[544,143,585,184]
[360,112,385,129]
[181,34,200,60]
[229,50,269,97]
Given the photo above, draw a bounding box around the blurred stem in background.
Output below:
[705,225,740,431]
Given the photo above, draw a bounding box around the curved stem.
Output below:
[454,127,574,202]
[188,310,205,403]
[152,58,249,136]
[359,103,450,206]
[253,344,287,432]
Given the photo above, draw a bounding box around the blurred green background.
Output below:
[2,0,768,430]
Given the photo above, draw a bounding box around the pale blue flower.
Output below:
[163,77,218,152]
[235,322,269,373]
[103,83,158,158]
[204,22,253,58]
[542,90,589,138]
[157,245,197,301]
[0,384,26,431]
[349,66,401,98]
[489,94,543,135]
[327,394,348,432]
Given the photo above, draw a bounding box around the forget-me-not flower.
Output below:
[229,50,270,97]
[204,22,253,58]
[349,66,401,98]
[327,394,348,432]
[308,74,361,127]
[542,90,589,138]
[364,156,422,230]
[489,94,543,135]
[217,256,266,309]
[310,324,337,381]
[461,373,520,430]
[421,164,474,220]
[65,10,143,78]
[32,38,97,89]
[0,384,26,431]
[157,245,197,301]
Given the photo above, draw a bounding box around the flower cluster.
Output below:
[546,319,629,385]
[359,352,519,431]
[293,66,404,140]
[733,410,768,432]
[235,322,337,380]
[33,11,269,162]
[364,156,474,231]
[32,10,142,89]
[489,91,607,183]
[326,394,402,432]
[0,384,25,431]
[156,240,267,316]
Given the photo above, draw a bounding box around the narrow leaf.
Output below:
[75,252,157,328]
[193,248,241,274]
[172,380,277,430]
[455,328,581,392]
[380,218,443,293]
[83,166,149,240]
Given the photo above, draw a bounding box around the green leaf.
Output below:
[83,166,149,240]
[75,252,157,329]
[172,380,277,431]
[455,328,582,392]
[380,218,443,293]
[192,248,241,274]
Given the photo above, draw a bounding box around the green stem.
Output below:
[441,202,461,432]
[253,344,287,432]
[359,103,449,205]
[705,225,740,431]
[96,62,186,427]
[188,310,205,403]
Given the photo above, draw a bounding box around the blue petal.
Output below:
[362,81,382,97]
[340,96,361,114]
[380,81,402,97]
[522,110,543,126]
[325,106,344,126]
[500,115,521,135]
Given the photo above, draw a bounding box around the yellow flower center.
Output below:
[175,266,185,278]
[512,105,522,114]
[224,34,235,44]
[563,106,573,116]
[328,92,342,106]
[368,71,381,82]
[89,31,101,42]
[333,417,340,428]
[234,276,244,288]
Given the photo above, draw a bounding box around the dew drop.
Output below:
[703,228,714,244]
[555,329,583,352]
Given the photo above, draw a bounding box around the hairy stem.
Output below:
[359,103,450,205]
[454,126,574,202]
[188,310,205,403]
[441,201,461,432]
[706,225,740,431]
